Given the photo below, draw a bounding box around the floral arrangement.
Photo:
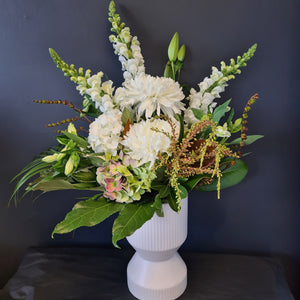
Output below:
[11,1,262,247]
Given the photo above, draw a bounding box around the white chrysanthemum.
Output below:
[184,67,227,124]
[121,119,173,167]
[88,109,123,155]
[115,74,185,120]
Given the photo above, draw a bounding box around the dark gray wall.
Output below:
[1,0,300,297]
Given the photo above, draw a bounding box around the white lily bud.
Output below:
[67,123,77,135]
[64,156,74,175]
[42,153,58,163]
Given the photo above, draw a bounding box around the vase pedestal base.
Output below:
[127,251,187,300]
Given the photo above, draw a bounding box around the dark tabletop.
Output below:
[0,247,294,300]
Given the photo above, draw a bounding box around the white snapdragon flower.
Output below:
[80,73,115,113]
[99,94,114,113]
[216,123,231,138]
[88,109,123,155]
[110,28,145,81]
[184,67,227,124]
[115,74,185,120]
[121,119,173,167]
[102,80,114,95]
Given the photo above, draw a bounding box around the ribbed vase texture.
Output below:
[126,197,188,300]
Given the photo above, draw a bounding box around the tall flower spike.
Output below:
[49,48,91,85]
[237,93,259,156]
[185,44,257,124]
[108,1,145,81]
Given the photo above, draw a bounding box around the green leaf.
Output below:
[227,108,235,126]
[56,136,69,145]
[174,114,184,142]
[32,177,103,192]
[229,135,264,146]
[64,132,89,148]
[72,170,96,182]
[191,108,205,121]
[121,107,133,126]
[72,182,100,189]
[87,153,105,166]
[178,185,188,199]
[152,194,164,217]
[32,178,73,191]
[213,99,231,124]
[167,188,180,212]
[10,159,49,205]
[112,202,155,248]
[159,185,170,198]
[196,159,248,192]
[164,62,173,78]
[183,174,207,191]
[52,196,123,237]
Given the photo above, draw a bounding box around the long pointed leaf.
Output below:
[229,135,264,146]
[52,196,123,237]
[213,99,231,124]
[112,202,155,248]
[196,159,248,192]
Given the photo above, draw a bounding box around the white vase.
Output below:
[126,197,188,300]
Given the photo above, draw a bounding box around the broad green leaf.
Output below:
[164,62,172,78]
[52,196,123,237]
[229,135,264,146]
[196,159,248,192]
[191,108,205,121]
[72,182,100,189]
[213,99,231,124]
[121,107,133,126]
[112,202,155,248]
[167,188,180,212]
[64,132,89,148]
[87,153,105,166]
[32,178,103,192]
[159,185,170,198]
[178,185,188,199]
[32,178,73,191]
[72,170,96,182]
[183,174,208,191]
[152,194,164,217]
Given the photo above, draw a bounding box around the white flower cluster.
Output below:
[122,119,173,167]
[110,28,145,81]
[184,67,228,124]
[115,74,185,120]
[88,109,123,156]
[76,72,115,113]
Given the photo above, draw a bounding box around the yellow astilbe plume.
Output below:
[154,118,238,205]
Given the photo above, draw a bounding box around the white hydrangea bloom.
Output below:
[88,109,123,155]
[121,119,173,167]
[115,74,185,120]
[184,67,227,124]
